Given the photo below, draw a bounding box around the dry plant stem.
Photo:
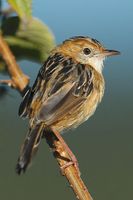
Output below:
[0,79,15,87]
[0,34,93,200]
[45,130,93,200]
[0,34,29,92]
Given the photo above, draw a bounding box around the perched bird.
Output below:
[16,36,120,174]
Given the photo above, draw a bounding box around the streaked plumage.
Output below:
[16,36,120,174]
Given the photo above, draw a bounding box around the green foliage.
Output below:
[0,0,55,72]
[7,0,32,22]
[1,16,55,62]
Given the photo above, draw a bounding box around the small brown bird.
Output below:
[16,36,120,174]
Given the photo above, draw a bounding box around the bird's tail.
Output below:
[16,123,44,174]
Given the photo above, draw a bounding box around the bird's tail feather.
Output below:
[16,123,44,174]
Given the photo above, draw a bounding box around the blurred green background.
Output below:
[0,0,133,200]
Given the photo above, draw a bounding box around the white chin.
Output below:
[89,57,105,73]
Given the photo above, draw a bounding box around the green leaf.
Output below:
[7,0,32,21]
[1,16,55,63]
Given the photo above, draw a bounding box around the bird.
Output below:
[16,36,120,174]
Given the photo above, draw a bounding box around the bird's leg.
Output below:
[52,129,80,175]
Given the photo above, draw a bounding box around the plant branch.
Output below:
[45,130,93,200]
[0,34,93,200]
[0,34,29,92]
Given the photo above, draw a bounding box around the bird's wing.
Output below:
[19,53,93,125]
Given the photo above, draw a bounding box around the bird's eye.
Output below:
[83,48,91,55]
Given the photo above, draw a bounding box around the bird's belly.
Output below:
[52,90,102,132]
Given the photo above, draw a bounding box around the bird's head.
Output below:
[56,36,120,74]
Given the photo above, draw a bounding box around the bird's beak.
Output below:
[102,49,120,57]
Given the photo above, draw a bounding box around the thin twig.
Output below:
[0,79,15,87]
[0,34,93,200]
